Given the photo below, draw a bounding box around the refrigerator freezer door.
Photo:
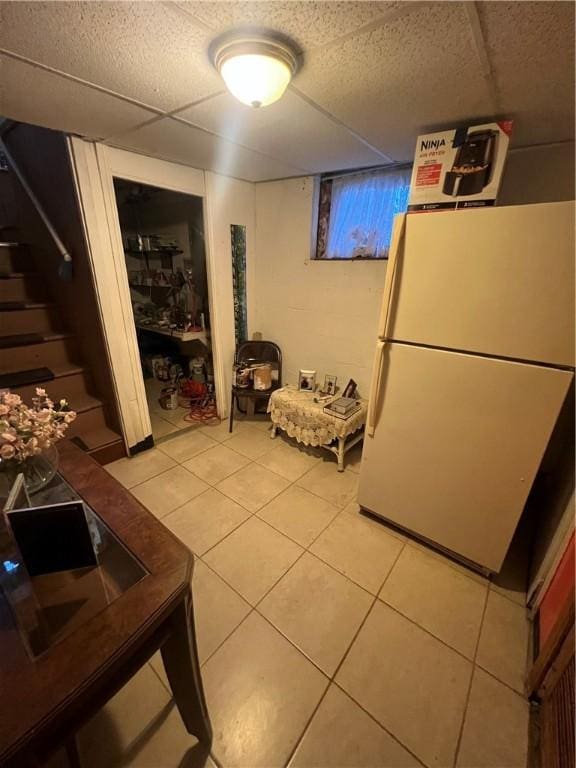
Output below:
[376,213,406,341]
[358,343,573,572]
[386,202,575,367]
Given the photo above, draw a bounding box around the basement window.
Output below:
[315,166,411,260]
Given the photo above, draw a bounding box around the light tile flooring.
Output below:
[72,419,531,768]
[145,376,205,440]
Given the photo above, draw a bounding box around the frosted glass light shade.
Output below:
[220,53,292,108]
[211,34,299,109]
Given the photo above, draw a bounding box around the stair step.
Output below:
[0,272,38,279]
[0,334,79,373]
[0,244,31,273]
[7,366,95,407]
[72,426,122,451]
[68,392,104,414]
[0,305,63,334]
[0,274,44,303]
[0,366,54,390]
[0,301,53,311]
[0,332,44,349]
[0,364,85,390]
[70,427,125,465]
[67,402,110,439]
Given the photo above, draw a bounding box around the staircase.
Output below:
[0,239,124,463]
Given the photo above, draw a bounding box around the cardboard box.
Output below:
[408,121,513,212]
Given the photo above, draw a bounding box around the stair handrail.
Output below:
[0,126,73,280]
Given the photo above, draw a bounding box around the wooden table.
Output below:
[268,386,367,471]
[0,441,211,767]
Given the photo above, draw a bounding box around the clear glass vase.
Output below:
[0,444,59,499]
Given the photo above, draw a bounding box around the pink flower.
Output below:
[3,393,22,407]
[0,386,74,460]
[0,444,15,460]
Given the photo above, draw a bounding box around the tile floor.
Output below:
[145,376,205,440]
[71,419,531,768]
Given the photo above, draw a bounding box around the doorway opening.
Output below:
[113,179,218,442]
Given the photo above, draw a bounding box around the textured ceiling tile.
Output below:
[0,0,571,179]
[109,116,305,181]
[477,1,575,146]
[0,56,156,140]
[0,1,220,111]
[175,1,396,50]
[295,2,495,161]
[177,89,386,172]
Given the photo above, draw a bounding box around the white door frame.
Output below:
[68,138,227,452]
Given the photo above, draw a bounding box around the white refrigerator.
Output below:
[358,201,574,573]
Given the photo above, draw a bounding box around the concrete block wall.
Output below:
[254,176,387,396]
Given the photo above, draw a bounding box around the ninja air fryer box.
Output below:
[408,121,513,212]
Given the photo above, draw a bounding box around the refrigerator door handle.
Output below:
[367,340,386,437]
[377,213,407,340]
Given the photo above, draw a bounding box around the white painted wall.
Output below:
[254,176,386,395]
[204,171,256,409]
[253,143,574,397]
[499,142,575,206]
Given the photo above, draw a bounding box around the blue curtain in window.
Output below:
[325,167,411,259]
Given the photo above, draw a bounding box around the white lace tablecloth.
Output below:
[267,386,367,447]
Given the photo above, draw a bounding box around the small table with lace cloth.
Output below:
[267,386,367,471]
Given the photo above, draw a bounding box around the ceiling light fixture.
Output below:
[211,33,300,108]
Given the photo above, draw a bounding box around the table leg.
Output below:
[337,437,345,472]
[161,590,212,745]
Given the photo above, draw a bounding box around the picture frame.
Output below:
[298,369,316,392]
[342,378,357,398]
[322,374,337,396]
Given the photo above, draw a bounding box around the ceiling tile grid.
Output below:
[0,55,158,141]
[476,0,575,146]
[0,0,574,181]
[0,0,221,111]
[293,1,497,162]
[176,89,387,172]
[108,115,306,182]
[174,1,396,50]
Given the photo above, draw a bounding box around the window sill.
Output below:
[311,256,388,262]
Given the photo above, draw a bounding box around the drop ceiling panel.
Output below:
[477,1,575,146]
[177,89,386,173]
[175,1,395,50]
[295,2,495,162]
[109,116,305,182]
[0,56,156,140]
[0,0,574,181]
[0,1,221,111]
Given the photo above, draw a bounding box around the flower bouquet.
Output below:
[0,387,77,495]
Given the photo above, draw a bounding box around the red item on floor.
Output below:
[180,379,207,399]
[178,378,219,424]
